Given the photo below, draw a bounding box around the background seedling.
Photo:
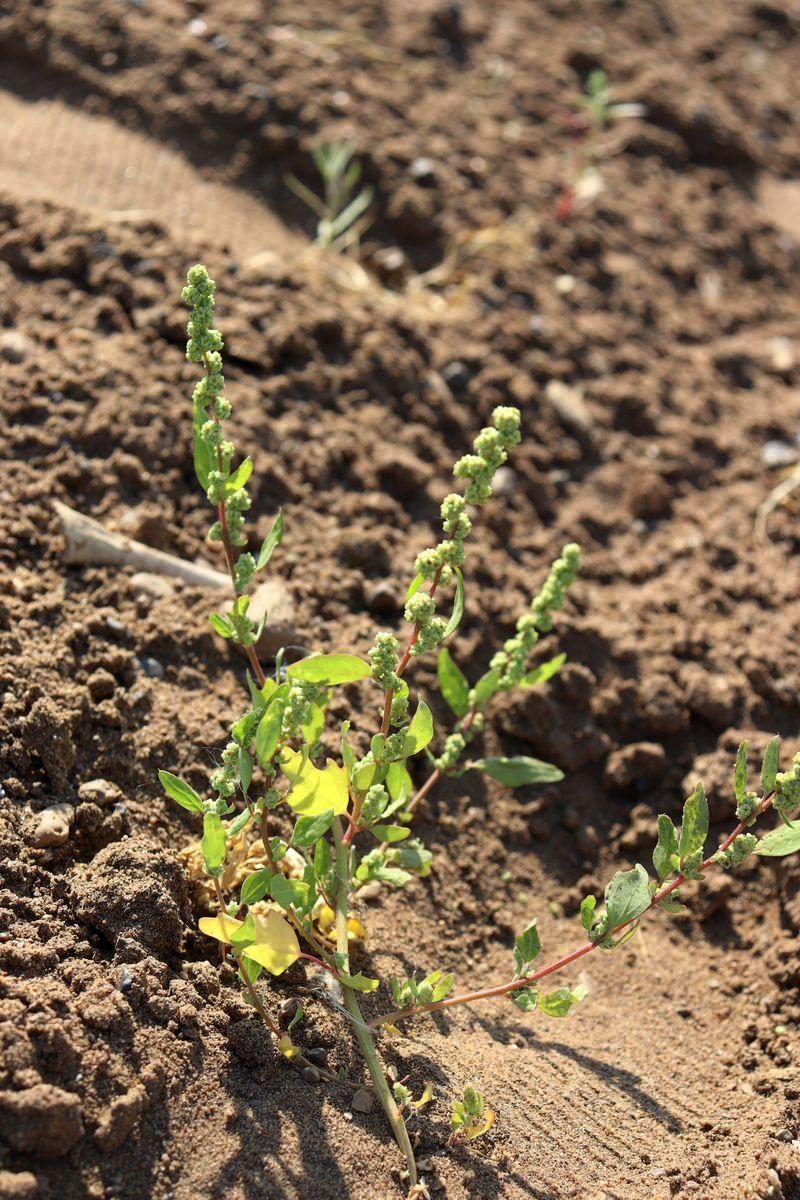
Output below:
[162,266,800,1195]
[286,140,374,251]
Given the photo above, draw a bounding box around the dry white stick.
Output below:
[53,500,230,589]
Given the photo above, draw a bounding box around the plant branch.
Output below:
[369,794,775,1029]
[380,567,443,736]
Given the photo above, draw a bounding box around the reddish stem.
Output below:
[379,567,443,736]
[369,794,775,1029]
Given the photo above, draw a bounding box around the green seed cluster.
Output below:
[489,543,581,689]
[362,784,389,824]
[182,265,252,554]
[775,753,800,822]
[714,833,758,870]
[435,712,484,772]
[210,740,239,801]
[368,632,409,725]
[735,791,760,825]
[282,681,326,740]
[408,407,522,659]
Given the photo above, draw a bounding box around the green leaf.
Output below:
[238,748,253,798]
[513,918,542,975]
[657,896,688,914]
[520,653,567,687]
[472,668,501,710]
[269,875,312,912]
[257,510,284,571]
[678,783,708,863]
[432,973,455,1002]
[762,736,780,795]
[158,770,204,813]
[470,756,564,787]
[193,392,215,491]
[201,812,227,877]
[580,894,596,933]
[291,809,335,848]
[403,699,434,756]
[406,573,424,602]
[223,457,253,496]
[511,987,539,1012]
[652,814,680,881]
[734,742,748,806]
[754,822,800,857]
[328,185,373,240]
[604,864,651,930]
[437,648,470,719]
[238,956,263,985]
[209,612,235,639]
[372,824,411,843]
[338,971,379,993]
[230,913,256,950]
[443,567,465,639]
[538,985,587,1018]
[241,868,273,906]
[255,689,288,765]
[288,654,371,685]
[386,760,412,804]
[301,698,328,746]
[226,808,254,837]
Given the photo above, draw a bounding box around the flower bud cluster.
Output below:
[410,407,522,657]
[713,833,758,870]
[210,740,239,800]
[775,753,800,823]
[282,681,326,740]
[361,784,389,824]
[489,543,581,689]
[183,265,253,564]
[434,712,484,772]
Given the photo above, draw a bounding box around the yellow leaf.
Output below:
[242,910,301,975]
[347,916,367,942]
[412,1082,434,1109]
[198,913,243,944]
[280,750,349,816]
[465,1108,495,1140]
[317,903,335,933]
[278,1034,301,1061]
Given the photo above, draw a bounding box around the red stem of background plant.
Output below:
[368,794,775,1029]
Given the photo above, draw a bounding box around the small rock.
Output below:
[280,998,301,1022]
[441,361,471,392]
[243,579,297,661]
[766,337,795,372]
[187,16,207,35]
[0,1084,83,1156]
[305,1047,328,1066]
[117,967,133,995]
[761,440,798,468]
[372,246,408,275]
[554,273,576,295]
[545,380,593,433]
[357,882,383,901]
[351,1087,374,1113]
[301,1066,320,1084]
[30,803,74,848]
[492,466,519,498]
[136,656,165,680]
[366,582,401,617]
[0,330,33,364]
[87,668,116,702]
[409,157,437,185]
[78,779,124,809]
[604,742,667,790]
[130,572,175,599]
[0,1171,38,1200]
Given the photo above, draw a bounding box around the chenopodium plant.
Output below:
[162,266,800,1194]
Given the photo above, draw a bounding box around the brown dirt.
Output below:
[1,2,800,1199]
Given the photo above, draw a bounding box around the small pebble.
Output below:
[137,656,165,679]
[351,1088,373,1113]
[0,331,34,363]
[301,1066,320,1083]
[441,361,470,392]
[118,967,133,995]
[187,17,207,35]
[761,440,798,468]
[409,156,436,184]
[30,803,74,848]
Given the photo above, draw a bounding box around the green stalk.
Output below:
[332,818,417,1188]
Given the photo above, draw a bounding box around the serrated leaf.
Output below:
[256,510,284,571]
[470,756,564,787]
[437,647,470,719]
[291,808,335,848]
[240,868,273,906]
[403,699,434,756]
[754,822,800,857]
[158,770,204,813]
[201,812,227,877]
[443,567,465,639]
[734,742,748,806]
[604,864,651,930]
[678,783,708,863]
[761,736,780,795]
[288,654,371,685]
[520,653,567,687]
[281,750,349,817]
[652,814,680,881]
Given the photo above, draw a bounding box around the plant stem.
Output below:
[380,567,443,735]
[369,795,775,1029]
[332,818,418,1187]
